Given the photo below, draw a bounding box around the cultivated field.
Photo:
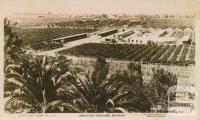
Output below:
[59,43,195,65]
[17,28,96,51]
[65,54,194,85]
[5,13,196,113]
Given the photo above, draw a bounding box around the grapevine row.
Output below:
[59,43,195,65]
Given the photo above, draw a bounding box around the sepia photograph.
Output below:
[1,0,200,119]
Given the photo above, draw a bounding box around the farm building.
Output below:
[97,29,118,37]
[105,29,134,42]
[103,28,194,45]
[179,36,192,44]
[183,28,193,36]
[157,30,168,37]
[123,33,154,44]
[52,33,88,43]
[165,28,174,37]
[155,37,176,44]
[172,28,183,38]
[117,29,134,40]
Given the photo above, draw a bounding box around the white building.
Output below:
[167,84,196,113]
[154,37,176,44]
[105,28,193,45]
[123,29,176,44]
[124,35,153,44]
[105,29,134,42]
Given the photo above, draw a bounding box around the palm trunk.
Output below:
[42,89,48,105]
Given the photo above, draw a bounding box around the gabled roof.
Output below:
[52,33,87,41]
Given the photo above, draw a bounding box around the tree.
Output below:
[58,56,131,113]
[102,14,108,19]
[4,56,133,113]
[127,63,143,87]
[109,63,152,112]
[144,68,177,112]
[4,55,73,113]
[4,18,23,65]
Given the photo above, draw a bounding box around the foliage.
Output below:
[4,19,184,113]
[56,57,132,113]
[141,18,194,29]
[144,68,177,112]
[60,43,195,66]
[46,58,153,113]
[4,18,23,65]
[17,28,95,51]
[109,63,152,112]
[4,55,72,113]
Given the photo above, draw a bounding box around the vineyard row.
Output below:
[59,43,195,65]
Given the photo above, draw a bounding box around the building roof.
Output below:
[155,37,176,42]
[52,33,87,41]
[167,84,195,94]
[184,28,193,32]
[180,35,190,42]
[98,29,118,35]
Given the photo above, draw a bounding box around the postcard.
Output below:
[0,0,200,120]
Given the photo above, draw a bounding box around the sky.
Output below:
[0,0,199,15]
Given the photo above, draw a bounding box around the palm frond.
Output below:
[5,64,20,72]
[112,92,130,102]
[43,100,81,113]
[6,78,23,87]
[5,94,39,113]
[112,107,128,113]
[70,85,90,106]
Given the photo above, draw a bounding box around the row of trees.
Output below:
[188,47,195,63]
[170,45,183,62]
[30,42,63,51]
[179,45,189,62]
[4,19,178,113]
[17,28,95,50]
[160,45,176,63]
[141,18,194,29]
[142,45,163,63]
[150,45,170,63]
[60,43,195,65]
[54,19,137,29]
[53,17,194,30]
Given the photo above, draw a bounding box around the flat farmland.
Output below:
[70,58,195,85]
[17,28,96,51]
[59,43,195,65]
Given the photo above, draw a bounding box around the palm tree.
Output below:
[55,57,131,113]
[4,55,73,113]
[109,63,152,112]
[52,59,153,113]
[5,54,155,113]
[127,62,143,87]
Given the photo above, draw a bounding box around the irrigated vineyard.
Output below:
[59,43,195,65]
[17,28,96,51]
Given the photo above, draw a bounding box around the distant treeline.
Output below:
[141,18,194,29]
